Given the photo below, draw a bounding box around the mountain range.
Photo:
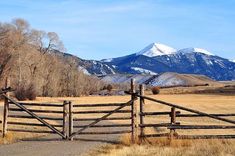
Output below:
[58,43,235,81]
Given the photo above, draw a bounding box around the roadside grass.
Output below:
[89,136,235,156]
[0,132,46,144]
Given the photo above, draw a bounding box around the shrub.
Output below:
[14,84,37,101]
[152,86,160,95]
[26,84,37,100]
[102,85,107,90]
[107,84,113,92]
[15,86,27,101]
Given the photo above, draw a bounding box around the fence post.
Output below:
[69,101,73,141]
[2,78,10,138]
[63,101,69,139]
[131,79,138,143]
[139,84,145,143]
[170,107,176,138]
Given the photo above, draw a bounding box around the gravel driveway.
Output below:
[0,131,121,156]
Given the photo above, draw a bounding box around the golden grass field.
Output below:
[0,93,235,155]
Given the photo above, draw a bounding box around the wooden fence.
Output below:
[1,79,137,142]
[126,84,235,141]
[1,78,235,143]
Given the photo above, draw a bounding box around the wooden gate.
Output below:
[2,94,67,139]
[2,79,234,143]
[1,79,138,142]
[68,79,137,141]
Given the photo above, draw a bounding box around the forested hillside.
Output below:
[0,18,103,98]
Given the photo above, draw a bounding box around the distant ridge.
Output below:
[101,42,235,80]
[56,42,235,81]
[100,72,221,87]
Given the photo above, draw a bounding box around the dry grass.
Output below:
[89,135,235,156]
[89,140,235,156]
[157,85,235,95]
[0,93,234,155]
[0,132,45,144]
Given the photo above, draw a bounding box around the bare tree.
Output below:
[0,18,103,98]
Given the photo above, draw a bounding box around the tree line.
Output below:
[0,18,104,99]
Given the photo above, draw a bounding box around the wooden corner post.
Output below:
[131,79,138,144]
[170,107,176,138]
[69,101,73,141]
[139,84,145,143]
[63,101,69,139]
[2,78,10,138]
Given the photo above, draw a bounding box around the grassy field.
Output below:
[89,139,235,156]
[0,93,235,155]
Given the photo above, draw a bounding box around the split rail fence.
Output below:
[126,84,235,141]
[1,78,235,143]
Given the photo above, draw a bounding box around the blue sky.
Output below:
[0,0,235,60]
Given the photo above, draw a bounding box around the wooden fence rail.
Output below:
[1,78,235,143]
[70,100,133,140]
[125,82,235,140]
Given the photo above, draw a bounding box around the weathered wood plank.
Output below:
[131,79,138,144]
[69,101,73,141]
[79,130,132,135]
[8,121,63,127]
[166,125,235,129]
[73,110,131,114]
[74,124,131,128]
[9,102,63,107]
[176,114,235,117]
[2,78,10,137]
[9,108,63,114]
[8,128,56,134]
[73,103,130,107]
[170,107,176,137]
[139,84,145,143]
[73,117,131,121]
[139,123,180,127]
[63,101,69,139]
[8,115,63,120]
[141,112,171,116]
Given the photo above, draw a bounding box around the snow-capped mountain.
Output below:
[101,43,235,81]
[54,42,235,81]
[136,43,177,57]
[177,48,214,56]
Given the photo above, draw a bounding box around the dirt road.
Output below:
[0,133,120,156]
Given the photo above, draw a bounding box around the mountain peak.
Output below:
[136,43,177,57]
[178,48,214,56]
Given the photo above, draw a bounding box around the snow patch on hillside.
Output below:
[150,73,185,86]
[131,67,157,75]
[105,64,115,74]
[78,66,90,75]
[230,59,235,63]
[102,58,113,62]
[101,74,153,84]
